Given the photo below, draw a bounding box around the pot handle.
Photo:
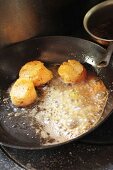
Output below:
[97,42,113,68]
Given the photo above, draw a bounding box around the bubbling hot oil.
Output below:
[33,66,108,143]
[1,65,108,145]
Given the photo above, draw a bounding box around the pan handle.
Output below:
[97,42,113,68]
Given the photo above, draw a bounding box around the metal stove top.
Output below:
[1,142,113,170]
[0,148,23,170]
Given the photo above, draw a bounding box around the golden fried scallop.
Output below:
[19,61,53,86]
[10,78,37,107]
[58,60,87,83]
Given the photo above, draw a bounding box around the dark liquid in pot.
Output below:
[88,4,113,40]
[90,18,113,40]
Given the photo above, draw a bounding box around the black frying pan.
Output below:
[0,36,113,150]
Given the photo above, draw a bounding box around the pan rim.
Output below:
[0,35,110,150]
[1,35,106,53]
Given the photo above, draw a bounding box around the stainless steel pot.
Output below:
[83,0,113,46]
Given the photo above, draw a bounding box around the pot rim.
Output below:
[83,0,113,42]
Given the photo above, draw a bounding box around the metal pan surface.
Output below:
[0,36,113,149]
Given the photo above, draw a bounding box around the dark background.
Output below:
[0,0,105,48]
